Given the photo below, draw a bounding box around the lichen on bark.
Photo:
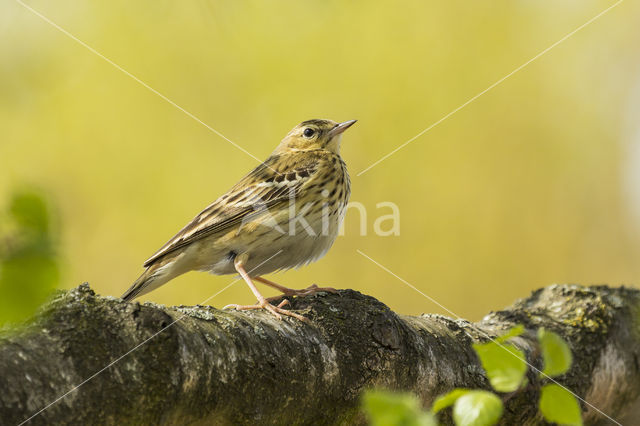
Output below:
[0,283,639,425]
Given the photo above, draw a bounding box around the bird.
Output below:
[121,119,356,321]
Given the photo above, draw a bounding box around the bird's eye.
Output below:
[303,128,315,138]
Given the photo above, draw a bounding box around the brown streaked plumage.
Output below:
[121,119,356,320]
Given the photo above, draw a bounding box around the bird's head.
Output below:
[276,119,357,154]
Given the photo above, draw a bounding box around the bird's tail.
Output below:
[121,263,171,302]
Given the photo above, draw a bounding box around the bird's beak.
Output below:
[328,120,357,138]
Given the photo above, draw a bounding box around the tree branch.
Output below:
[1,284,639,425]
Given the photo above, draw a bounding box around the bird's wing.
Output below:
[143,155,319,267]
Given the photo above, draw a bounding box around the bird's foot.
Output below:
[254,277,337,302]
[223,299,308,322]
[265,284,337,303]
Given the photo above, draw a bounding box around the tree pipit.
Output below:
[121,119,356,321]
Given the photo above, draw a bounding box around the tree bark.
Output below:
[1,283,639,425]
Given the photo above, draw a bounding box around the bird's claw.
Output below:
[223,300,307,322]
[265,284,337,303]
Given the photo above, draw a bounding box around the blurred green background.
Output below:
[2,0,639,321]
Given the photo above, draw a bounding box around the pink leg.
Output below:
[254,276,337,302]
[223,256,307,322]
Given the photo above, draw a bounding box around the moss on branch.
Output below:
[1,284,639,425]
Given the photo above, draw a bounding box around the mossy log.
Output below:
[1,283,639,425]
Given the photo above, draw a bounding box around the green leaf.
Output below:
[9,190,50,236]
[473,341,527,392]
[494,325,525,344]
[0,189,59,325]
[362,389,437,426]
[432,388,470,413]
[539,384,583,426]
[453,391,503,426]
[538,328,573,377]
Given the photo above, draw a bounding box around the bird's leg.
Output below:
[223,254,307,322]
[254,276,337,303]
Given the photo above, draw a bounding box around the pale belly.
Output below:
[196,200,346,277]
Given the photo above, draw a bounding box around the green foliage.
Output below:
[432,389,503,426]
[0,189,60,325]
[539,384,583,426]
[535,329,581,424]
[473,327,527,392]
[452,391,503,426]
[361,325,583,425]
[362,390,437,426]
[538,328,573,377]
[493,324,524,343]
[431,388,469,413]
